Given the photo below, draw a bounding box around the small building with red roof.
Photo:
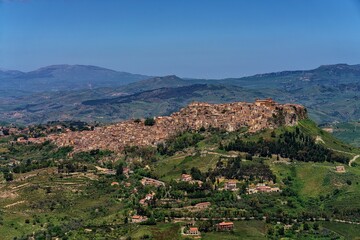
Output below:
[131,215,148,223]
[216,221,234,231]
[186,227,200,235]
[181,174,192,182]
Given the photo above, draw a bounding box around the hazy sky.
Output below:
[1,0,360,78]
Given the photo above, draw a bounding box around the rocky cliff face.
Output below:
[32,100,307,152]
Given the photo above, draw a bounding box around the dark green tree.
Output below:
[144,118,155,126]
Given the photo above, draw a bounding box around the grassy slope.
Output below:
[202,221,267,240]
[270,161,360,198]
[156,148,360,208]
[0,169,127,240]
[321,222,360,240]
[1,117,359,239]
[154,119,360,197]
[332,122,360,147]
[85,121,360,239]
[155,152,220,182]
[298,119,360,155]
[262,133,360,239]
[130,223,181,240]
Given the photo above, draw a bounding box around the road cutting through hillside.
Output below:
[349,155,360,167]
[315,135,359,167]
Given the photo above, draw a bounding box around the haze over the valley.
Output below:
[1,1,360,78]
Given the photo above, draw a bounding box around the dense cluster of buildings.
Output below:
[29,100,306,153]
[0,126,15,136]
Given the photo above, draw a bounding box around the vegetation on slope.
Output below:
[331,121,360,147]
[0,117,359,239]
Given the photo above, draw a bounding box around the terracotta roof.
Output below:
[34,101,306,153]
[226,180,237,184]
[182,174,192,178]
[218,222,234,226]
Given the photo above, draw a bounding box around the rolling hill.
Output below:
[0,83,279,124]
[0,64,150,92]
[0,64,359,132]
[0,111,359,239]
[219,64,360,89]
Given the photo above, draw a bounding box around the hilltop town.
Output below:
[1,98,359,240]
[31,99,307,152]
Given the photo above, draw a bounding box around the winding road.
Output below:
[349,155,360,167]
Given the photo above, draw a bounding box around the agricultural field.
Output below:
[201,221,267,240]
[321,222,360,240]
[0,120,359,239]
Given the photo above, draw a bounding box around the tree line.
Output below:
[224,128,349,164]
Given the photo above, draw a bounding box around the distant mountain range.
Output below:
[0,63,359,129]
[0,64,150,93]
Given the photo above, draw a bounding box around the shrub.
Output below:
[144,118,155,126]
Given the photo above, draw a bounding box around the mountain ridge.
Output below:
[0,64,151,92]
[0,63,359,129]
[2,62,359,86]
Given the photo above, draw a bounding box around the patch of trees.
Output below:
[7,141,71,160]
[224,127,349,164]
[209,157,276,181]
[144,118,155,126]
[169,180,210,193]
[1,128,9,135]
[72,149,112,163]
[0,168,13,181]
[18,220,84,240]
[13,159,54,174]
[123,146,158,163]
[190,167,205,181]
[157,132,204,156]
[115,162,125,180]
[57,161,88,173]
[2,144,73,175]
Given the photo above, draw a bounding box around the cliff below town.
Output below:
[34,99,307,152]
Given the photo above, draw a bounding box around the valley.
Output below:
[0,100,359,239]
[3,1,360,239]
[1,64,359,148]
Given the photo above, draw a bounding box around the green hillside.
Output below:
[0,109,359,239]
[331,122,360,147]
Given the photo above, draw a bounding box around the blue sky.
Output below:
[1,0,360,78]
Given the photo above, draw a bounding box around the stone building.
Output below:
[216,222,234,231]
